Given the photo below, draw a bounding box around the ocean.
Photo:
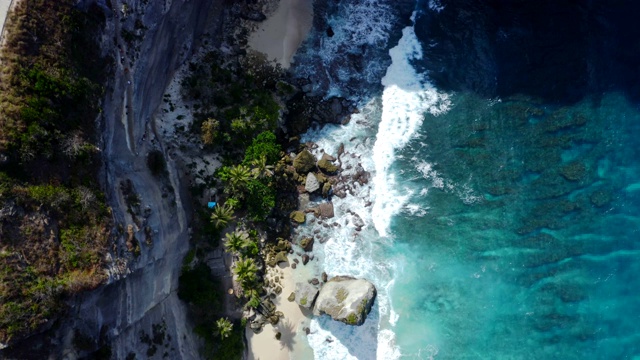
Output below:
[289,0,640,358]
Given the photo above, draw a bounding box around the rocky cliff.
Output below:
[2,0,225,358]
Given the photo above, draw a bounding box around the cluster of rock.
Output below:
[259,143,378,328]
[247,296,283,333]
[288,276,377,326]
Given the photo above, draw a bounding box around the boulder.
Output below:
[293,150,317,174]
[313,276,377,326]
[275,252,288,265]
[299,237,314,252]
[321,153,336,162]
[294,282,319,309]
[305,173,320,193]
[290,210,306,224]
[299,193,310,210]
[322,182,332,197]
[317,202,334,219]
[267,251,289,267]
[302,254,310,265]
[317,158,339,174]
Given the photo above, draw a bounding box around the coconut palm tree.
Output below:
[216,317,233,339]
[223,230,249,255]
[225,164,251,197]
[210,202,235,230]
[234,257,258,286]
[250,155,274,179]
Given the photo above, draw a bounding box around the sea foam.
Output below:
[371,13,450,237]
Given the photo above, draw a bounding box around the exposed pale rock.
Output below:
[313,276,376,326]
[294,282,319,309]
[299,193,310,209]
[305,172,320,193]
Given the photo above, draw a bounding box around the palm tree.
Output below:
[250,155,274,179]
[216,317,233,339]
[234,257,258,286]
[226,164,251,197]
[223,230,249,255]
[210,202,235,229]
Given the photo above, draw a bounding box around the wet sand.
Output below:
[248,0,313,68]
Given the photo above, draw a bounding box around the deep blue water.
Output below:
[291,1,640,358]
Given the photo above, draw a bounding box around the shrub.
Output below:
[243,131,281,165]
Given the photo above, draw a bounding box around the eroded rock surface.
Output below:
[294,282,319,309]
[313,276,376,326]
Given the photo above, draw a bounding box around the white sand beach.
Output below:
[248,0,313,68]
[246,264,314,360]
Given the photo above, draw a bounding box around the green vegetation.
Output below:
[215,318,233,339]
[0,0,111,343]
[183,52,281,152]
[178,263,222,311]
[346,313,358,325]
[210,202,235,230]
[178,46,298,360]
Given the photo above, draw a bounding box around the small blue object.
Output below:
[207,202,217,209]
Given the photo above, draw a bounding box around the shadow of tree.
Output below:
[276,319,297,351]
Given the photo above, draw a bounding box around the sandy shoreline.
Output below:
[246,264,314,360]
[248,0,313,68]
[245,1,316,358]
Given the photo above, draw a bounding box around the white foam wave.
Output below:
[371,13,450,237]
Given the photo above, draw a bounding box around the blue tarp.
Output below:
[207,201,217,209]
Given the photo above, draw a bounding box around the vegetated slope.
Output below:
[0,0,111,344]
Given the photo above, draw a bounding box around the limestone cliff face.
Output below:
[3,0,225,358]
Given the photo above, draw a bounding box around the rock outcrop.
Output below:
[290,210,306,224]
[294,282,319,309]
[313,276,376,326]
[299,237,314,252]
[293,149,317,174]
[317,202,334,219]
[305,172,320,193]
[317,158,339,174]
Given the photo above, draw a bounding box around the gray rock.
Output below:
[294,282,319,309]
[302,254,310,265]
[305,173,320,193]
[317,202,334,219]
[322,272,328,282]
[310,278,320,286]
[299,193,310,210]
[321,153,336,162]
[313,276,377,326]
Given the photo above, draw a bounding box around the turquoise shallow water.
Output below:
[290,1,640,358]
[389,92,640,358]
